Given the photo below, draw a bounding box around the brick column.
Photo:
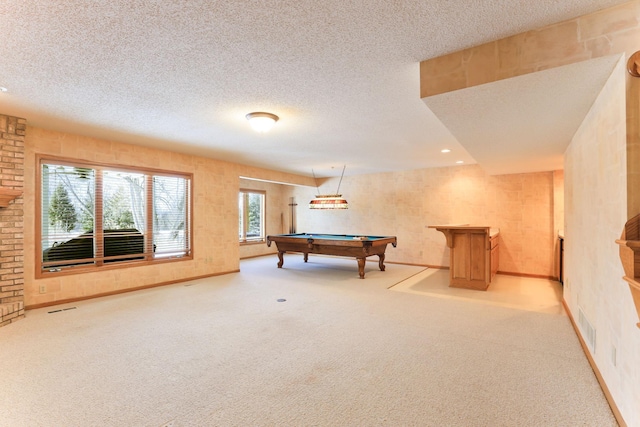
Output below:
[0,114,25,327]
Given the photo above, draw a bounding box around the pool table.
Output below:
[266,233,397,279]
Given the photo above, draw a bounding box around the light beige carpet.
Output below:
[0,255,617,426]
[390,268,565,314]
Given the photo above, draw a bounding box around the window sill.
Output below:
[37,255,193,279]
[240,240,265,246]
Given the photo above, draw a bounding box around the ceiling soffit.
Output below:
[422,55,623,175]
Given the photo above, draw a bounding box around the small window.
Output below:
[239,190,265,243]
[39,157,192,275]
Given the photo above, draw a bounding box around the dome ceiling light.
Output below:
[246,112,279,133]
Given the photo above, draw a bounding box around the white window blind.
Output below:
[41,164,96,268]
[153,175,190,257]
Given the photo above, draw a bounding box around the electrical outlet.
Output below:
[39,285,46,294]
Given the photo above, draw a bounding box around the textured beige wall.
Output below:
[24,127,243,306]
[564,59,638,426]
[291,165,558,277]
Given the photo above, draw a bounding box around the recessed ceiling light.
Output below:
[441,149,451,153]
[0,87,7,93]
[456,160,464,164]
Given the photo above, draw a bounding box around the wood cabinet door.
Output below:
[469,232,487,282]
[450,230,489,290]
[451,232,470,281]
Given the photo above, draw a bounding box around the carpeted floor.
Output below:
[0,255,617,426]
[390,268,565,314]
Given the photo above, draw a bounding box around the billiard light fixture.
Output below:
[309,165,349,210]
[246,112,279,133]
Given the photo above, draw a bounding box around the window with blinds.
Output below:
[238,190,265,243]
[39,158,192,274]
[153,175,190,257]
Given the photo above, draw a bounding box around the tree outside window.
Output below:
[49,183,78,233]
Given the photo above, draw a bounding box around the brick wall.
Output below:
[0,114,25,327]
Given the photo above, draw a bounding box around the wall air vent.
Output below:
[578,307,597,353]
[47,307,77,314]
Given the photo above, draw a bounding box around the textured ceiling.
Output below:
[0,0,629,178]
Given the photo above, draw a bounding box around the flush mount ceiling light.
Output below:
[0,87,8,93]
[246,112,279,133]
[441,149,451,153]
[309,165,349,210]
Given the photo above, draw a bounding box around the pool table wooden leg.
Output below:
[303,253,308,262]
[277,251,284,268]
[378,254,386,271]
[357,258,366,279]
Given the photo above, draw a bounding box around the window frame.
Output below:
[36,155,193,278]
[238,188,266,244]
